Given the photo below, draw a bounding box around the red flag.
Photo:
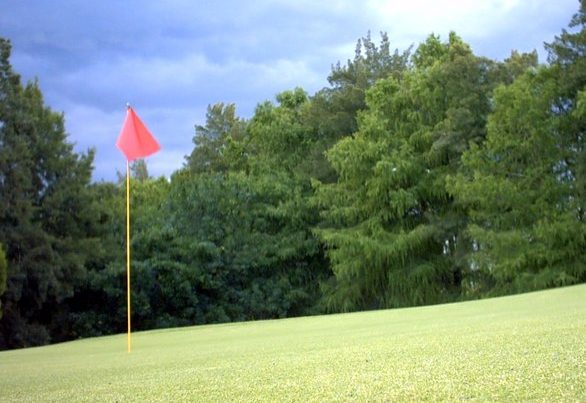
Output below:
[116,106,161,161]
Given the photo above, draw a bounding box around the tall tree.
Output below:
[116,159,151,183]
[247,87,312,174]
[449,2,586,294]
[306,33,411,182]
[131,159,149,182]
[0,38,98,348]
[313,33,507,311]
[545,0,586,217]
[186,103,247,174]
[322,31,411,135]
[0,244,7,318]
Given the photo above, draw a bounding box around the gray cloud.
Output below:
[0,0,579,181]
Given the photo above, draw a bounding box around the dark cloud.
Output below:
[0,0,579,180]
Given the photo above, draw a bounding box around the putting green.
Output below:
[1,284,585,401]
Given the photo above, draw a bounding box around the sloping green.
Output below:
[1,284,584,402]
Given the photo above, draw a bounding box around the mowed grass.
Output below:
[1,285,585,402]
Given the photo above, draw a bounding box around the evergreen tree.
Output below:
[247,87,312,174]
[186,103,248,174]
[0,38,98,348]
[306,33,411,182]
[0,244,7,318]
[131,159,149,182]
[66,182,125,338]
[313,34,506,311]
[323,31,411,135]
[449,2,586,294]
[545,0,586,218]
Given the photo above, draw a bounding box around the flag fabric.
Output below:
[116,106,160,161]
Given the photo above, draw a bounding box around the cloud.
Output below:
[367,0,521,37]
[365,0,576,59]
[1,0,580,181]
[50,50,325,113]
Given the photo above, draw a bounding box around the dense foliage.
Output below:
[0,244,7,317]
[0,2,584,349]
[0,38,101,347]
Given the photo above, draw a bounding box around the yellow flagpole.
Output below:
[126,160,132,353]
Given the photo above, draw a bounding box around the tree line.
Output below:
[0,2,584,349]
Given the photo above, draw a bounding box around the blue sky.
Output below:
[1,0,579,181]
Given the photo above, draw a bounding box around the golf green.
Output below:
[1,284,584,401]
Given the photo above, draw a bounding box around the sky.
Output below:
[0,0,580,181]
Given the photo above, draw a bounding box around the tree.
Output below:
[124,170,326,325]
[178,86,332,323]
[448,2,586,295]
[325,31,411,124]
[116,159,150,183]
[313,33,507,311]
[545,0,586,217]
[186,103,248,174]
[64,181,125,338]
[305,33,411,182]
[0,38,98,348]
[0,244,7,318]
[247,88,313,174]
[131,159,149,182]
[449,68,586,294]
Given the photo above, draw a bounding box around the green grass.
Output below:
[1,285,585,402]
